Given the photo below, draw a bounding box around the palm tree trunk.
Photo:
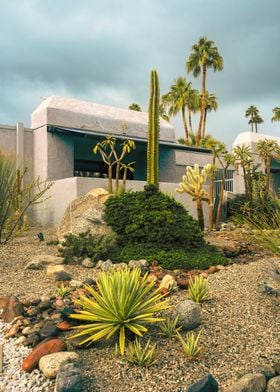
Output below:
[265,159,271,193]
[196,198,204,230]
[187,105,193,134]
[216,176,225,227]
[208,159,215,230]
[182,107,189,144]
[196,65,206,146]
[122,167,127,192]
[255,122,258,133]
[202,108,207,139]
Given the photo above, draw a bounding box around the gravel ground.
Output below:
[0,228,279,392]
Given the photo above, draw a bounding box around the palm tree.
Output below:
[272,107,280,123]
[159,102,170,122]
[202,92,218,138]
[128,103,142,111]
[162,77,193,144]
[245,105,263,132]
[256,139,280,193]
[186,37,224,146]
[186,88,200,135]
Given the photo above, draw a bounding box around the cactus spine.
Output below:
[176,164,212,230]
[147,70,160,188]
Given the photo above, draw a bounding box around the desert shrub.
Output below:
[177,330,202,358]
[188,275,209,303]
[126,338,157,367]
[58,231,117,263]
[69,267,169,355]
[104,185,204,249]
[108,243,227,270]
[0,150,52,244]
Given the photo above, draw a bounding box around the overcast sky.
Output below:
[0,0,280,147]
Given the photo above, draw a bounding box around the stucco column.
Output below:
[16,122,24,170]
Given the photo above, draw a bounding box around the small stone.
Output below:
[176,274,189,289]
[40,321,59,339]
[200,272,208,279]
[266,376,280,392]
[69,280,84,289]
[96,259,113,271]
[55,299,66,309]
[25,261,44,270]
[159,274,177,290]
[55,362,82,392]
[4,320,22,338]
[15,335,27,345]
[23,333,41,347]
[39,351,80,379]
[0,296,10,309]
[253,364,276,380]
[128,259,148,268]
[273,363,280,375]
[225,373,266,392]
[38,300,52,311]
[216,265,226,271]
[56,321,72,331]
[55,271,73,282]
[22,338,67,372]
[186,373,219,392]
[2,296,25,323]
[81,258,95,268]
[174,300,202,330]
[47,265,66,276]
[113,263,127,271]
[83,278,95,286]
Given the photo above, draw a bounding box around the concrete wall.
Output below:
[39,176,208,228]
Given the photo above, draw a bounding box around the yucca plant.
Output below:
[159,315,182,338]
[126,338,157,367]
[188,275,209,303]
[69,267,169,355]
[177,330,202,358]
[56,284,71,299]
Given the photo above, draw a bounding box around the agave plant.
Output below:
[127,338,157,367]
[159,315,182,338]
[69,267,169,355]
[177,330,202,358]
[188,275,209,303]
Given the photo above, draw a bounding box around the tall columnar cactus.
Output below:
[147,70,160,188]
[176,164,212,230]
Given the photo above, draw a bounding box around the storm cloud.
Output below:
[0,0,280,146]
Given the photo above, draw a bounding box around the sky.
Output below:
[0,0,280,148]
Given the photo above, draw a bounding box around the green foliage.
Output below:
[58,231,116,263]
[147,69,160,187]
[188,275,209,303]
[177,330,202,358]
[159,316,182,338]
[56,284,71,299]
[104,186,204,249]
[0,150,52,245]
[126,338,157,367]
[128,103,142,111]
[111,244,227,270]
[69,267,169,355]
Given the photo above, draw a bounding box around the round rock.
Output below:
[39,351,80,379]
[266,376,280,392]
[174,300,202,330]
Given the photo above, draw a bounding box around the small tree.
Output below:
[176,163,212,230]
[120,161,135,191]
[233,145,255,201]
[0,151,52,244]
[93,136,135,194]
[256,139,280,193]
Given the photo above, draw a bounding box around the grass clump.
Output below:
[56,284,71,299]
[177,330,202,358]
[159,315,182,338]
[69,267,169,355]
[126,338,157,367]
[188,275,209,303]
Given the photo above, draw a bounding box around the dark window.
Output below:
[74,159,134,180]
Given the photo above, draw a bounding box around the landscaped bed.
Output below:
[0,228,279,392]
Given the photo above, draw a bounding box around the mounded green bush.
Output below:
[104,185,204,249]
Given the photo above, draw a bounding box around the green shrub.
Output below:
[108,244,227,270]
[104,185,204,249]
[177,330,202,358]
[58,231,116,263]
[188,275,209,303]
[69,267,169,355]
[126,338,157,367]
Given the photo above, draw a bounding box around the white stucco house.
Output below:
[0,95,279,227]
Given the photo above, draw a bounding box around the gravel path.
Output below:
[0,229,279,392]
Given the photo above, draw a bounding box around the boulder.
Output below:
[57,188,111,242]
[96,259,113,271]
[225,373,266,392]
[55,362,83,392]
[266,376,280,392]
[186,373,219,392]
[25,261,44,270]
[253,365,276,380]
[2,296,25,323]
[22,338,67,372]
[55,271,73,282]
[174,300,202,330]
[39,351,80,379]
